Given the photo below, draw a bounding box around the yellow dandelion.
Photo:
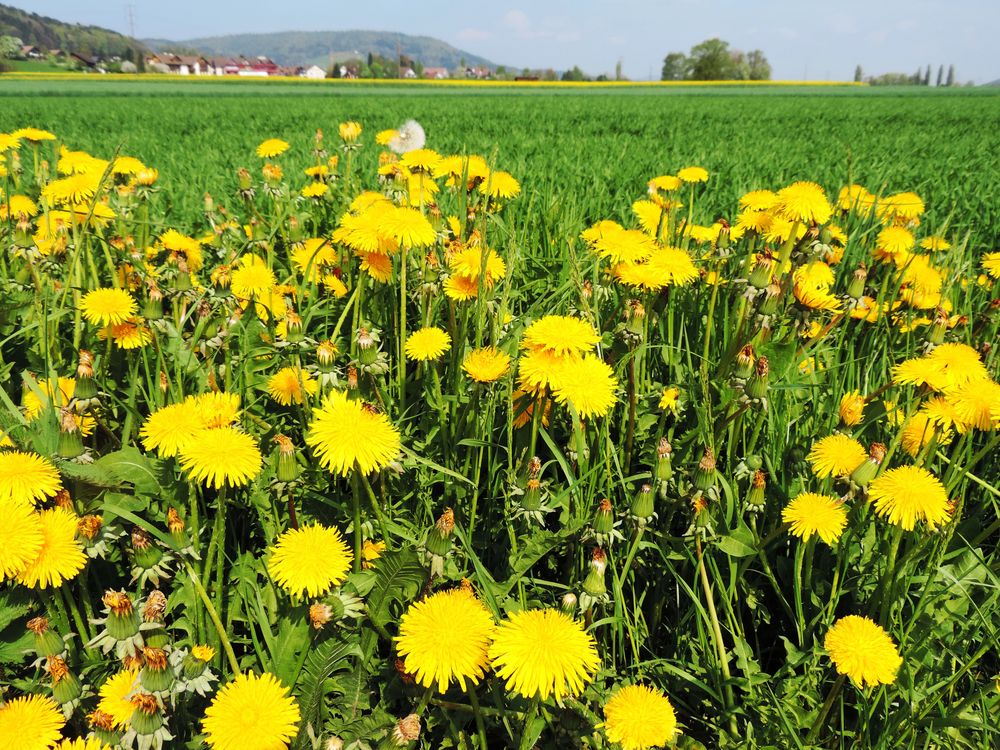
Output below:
[881,191,924,221]
[111,155,146,176]
[361,539,385,569]
[981,251,1000,279]
[194,391,242,429]
[177,427,263,489]
[549,354,618,419]
[375,129,397,145]
[405,327,451,362]
[807,434,867,479]
[1,194,38,218]
[463,347,511,383]
[12,127,56,143]
[98,318,152,350]
[600,684,677,750]
[231,255,278,303]
[54,738,115,750]
[839,391,867,426]
[775,181,832,225]
[41,172,102,206]
[0,450,62,506]
[202,672,301,750]
[900,412,952,457]
[488,608,600,700]
[268,523,352,598]
[448,246,506,285]
[658,386,680,413]
[382,206,436,249]
[648,174,682,192]
[874,225,915,264]
[920,236,950,251]
[521,315,599,357]
[782,493,847,545]
[98,670,140,728]
[399,148,442,173]
[396,588,495,693]
[480,170,520,200]
[301,182,328,198]
[824,615,902,687]
[256,138,289,158]
[79,288,138,326]
[646,246,699,286]
[0,695,65,750]
[140,401,207,457]
[306,391,401,476]
[517,349,571,392]
[266,367,319,406]
[946,378,1000,431]
[338,121,362,143]
[0,497,43,580]
[740,189,778,212]
[16,507,86,589]
[676,166,708,183]
[192,645,216,661]
[360,251,393,283]
[868,465,951,531]
[592,226,656,264]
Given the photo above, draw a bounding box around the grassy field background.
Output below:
[2,80,999,251]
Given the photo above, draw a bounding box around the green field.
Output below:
[1,80,999,749]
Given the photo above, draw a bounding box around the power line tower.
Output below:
[127,4,136,39]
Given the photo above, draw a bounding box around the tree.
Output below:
[615,59,623,81]
[946,64,955,86]
[0,35,21,59]
[687,38,734,80]
[922,65,931,85]
[854,65,863,82]
[747,50,771,80]
[936,64,944,86]
[660,52,687,81]
[561,65,587,82]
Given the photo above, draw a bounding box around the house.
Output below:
[205,57,239,75]
[70,52,102,71]
[398,66,417,79]
[423,66,449,79]
[301,65,326,79]
[146,53,209,75]
[19,45,42,59]
[49,49,64,59]
[465,66,492,79]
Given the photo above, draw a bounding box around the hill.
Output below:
[144,30,496,70]
[0,3,145,59]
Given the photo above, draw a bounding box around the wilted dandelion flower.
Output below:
[405,327,451,362]
[521,315,599,357]
[782,493,847,545]
[388,120,426,154]
[268,524,352,598]
[868,465,951,531]
[463,347,511,382]
[16,507,86,589]
[306,391,401,476]
[395,587,495,693]
[177,427,263,489]
[488,608,599,700]
[0,497,43,580]
[549,354,618,419]
[255,138,289,158]
[98,669,140,728]
[267,367,319,406]
[824,615,902,687]
[202,672,301,750]
[600,684,677,750]
[0,450,62,506]
[775,181,832,225]
[79,288,138,326]
[807,434,867,479]
[676,166,708,183]
[0,694,65,750]
[839,391,867,426]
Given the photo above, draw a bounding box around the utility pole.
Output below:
[127,4,136,39]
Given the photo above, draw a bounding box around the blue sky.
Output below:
[21,0,1000,82]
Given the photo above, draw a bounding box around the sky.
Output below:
[20,0,1000,83]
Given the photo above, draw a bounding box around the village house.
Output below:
[465,66,492,79]
[145,53,209,75]
[422,66,449,79]
[301,65,326,79]
[19,44,42,59]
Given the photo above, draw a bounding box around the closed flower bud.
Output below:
[582,547,608,598]
[273,434,302,483]
[144,283,164,320]
[592,498,615,536]
[128,693,164,736]
[759,283,782,314]
[560,592,578,615]
[655,438,673,482]
[694,447,717,492]
[28,616,65,658]
[926,310,948,346]
[522,478,542,511]
[74,349,98,399]
[284,310,305,343]
[103,590,140,641]
[140,646,174,693]
[734,344,756,380]
[131,528,164,571]
[57,408,84,458]
[746,356,769,400]
[48,655,82,705]
[425,508,455,558]
[357,327,378,365]
[847,265,867,299]
[316,340,338,371]
[630,483,655,522]
[748,256,775,289]
[850,442,886,488]
[745,470,766,512]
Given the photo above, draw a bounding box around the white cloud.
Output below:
[504,9,530,33]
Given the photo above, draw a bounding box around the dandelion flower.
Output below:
[517,349,570,392]
[659,386,680,413]
[448,247,506,285]
[268,524,352,598]
[488,608,599,700]
[646,247,699,285]
[676,166,708,183]
[463,347,511,382]
[900,412,951,457]
[807,434,867,479]
[301,182,328,198]
[868,465,951,531]
[0,450,62,506]
[920,236,950,251]
[740,189,778,212]
[782,493,847,545]
[139,402,204,457]
[839,391,867,426]
[982,251,1000,279]
[98,318,152,350]
[592,227,656,264]
[54,738,115,750]
[383,206,436,249]
[306,391,401,476]
[267,367,319,406]
[824,615,902,687]
[16,507,86,589]
[231,255,278,303]
[946,378,1000,431]
[338,121,362,142]
[521,315,600,357]
[178,427,262,489]
[0,694,65,750]
[1,194,38,218]
[405,327,451,362]
[256,139,289,158]
[600,684,677,750]
[79,288,137,326]
[549,354,618,419]
[399,148,442,173]
[98,670,140,728]
[396,588,495,693]
[875,226,915,263]
[0,497,43,580]
[480,170,520,200]
[202,672,301,750]
[775,181,832,225]
[42,172,102,206]
[12,127,56,143]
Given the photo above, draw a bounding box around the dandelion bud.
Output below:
[58,408,84,458]
[88,709,120,745]
[211,264,232,290]
[309,602,334,630]
[128,693,165,736]
[339,121,362,143]
[734,344,756,380]
[851,442,887,488]
[655,438,673,483]
[47,654,81,705]
[77,514,103,548]
[166,507,185,537]
[326,738,345,750]
[136,168,158,187]
[745,470,767,512]
[592,498,615,536]
[631,483,655,522]
[182,645,216,679]
[27,616,65,658]
[273,434,302,483]
[144,282,164,320]
[102,589,141,642]
[140,646,174,693]
[316,339,338,371]
[582,547,608,598]
[748,256,775,289]
[425,508,455,558]
[694,447,717,492]
[746,356,769,401]
[53,488,73,510]
[522,478,542,512]
[759,283,782,315]
[74,349,98,399]
[625,299,645,336]
[346,365,359,393]
[382,714,421,749]
[560,592,578,615]
[142,590,168,624]
[838,391,866,427]
[159,371,169,395]
[357,326,378,365]
[847,265,868,299]
[927,310,949,346]
[284,310,305,343]
[131,527,164,571]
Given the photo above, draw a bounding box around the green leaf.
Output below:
[294,637,362,749]
[364,548,427,635]
[715,525,756,557]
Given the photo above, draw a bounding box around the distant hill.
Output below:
[144,30,497,70]
[0,2,145,59]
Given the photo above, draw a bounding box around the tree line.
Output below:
[854,64,965,86]
[661,38,771,81]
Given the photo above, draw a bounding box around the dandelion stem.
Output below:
[466,684,489,749]
[351,467,364,572]
[185,561,240,676]
[807,673,845,744]
[696,537,737,735]
[518,695,542,750]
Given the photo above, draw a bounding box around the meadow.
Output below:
[0,80,998,750]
